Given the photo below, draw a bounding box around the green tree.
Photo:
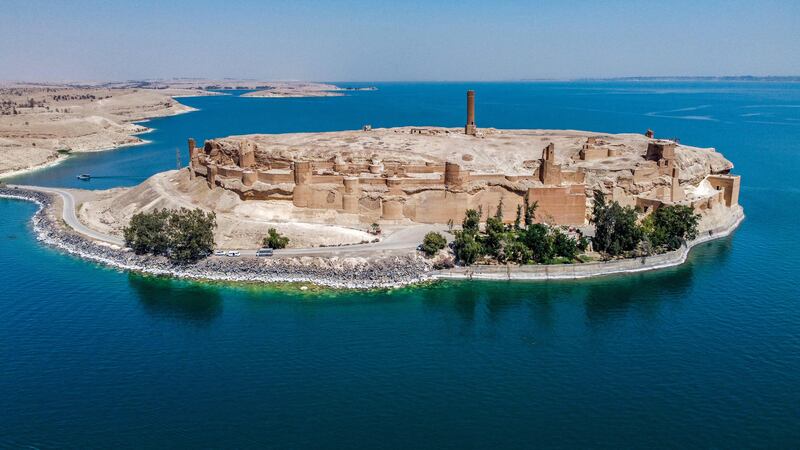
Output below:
[482,216,506,257]
[551,228,578,260]
[523,192,537,226]
[502,237,532,264]
[646,205,701,251]
[123,209,172,255]
[590,191,643,257]
[522,223,554,263]
[495,198,504,220]
[263,227,290,249]
[123,208,216,263]
[452,230,483,266]
[421,231,447,257]
[462,208,481,234]
[514,204,522,230]
[167,208,217,263]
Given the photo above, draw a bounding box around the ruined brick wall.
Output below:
[707,175,741,206]
[188,138,594,226]
[527,185,587,225]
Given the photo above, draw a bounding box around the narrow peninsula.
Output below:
[3,90,744,288]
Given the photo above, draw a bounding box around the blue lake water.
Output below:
[2,82,800,448]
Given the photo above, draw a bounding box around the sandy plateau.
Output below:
[0,80,359,177]
[216,127,732,182]
[0,85,199,177]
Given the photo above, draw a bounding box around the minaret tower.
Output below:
[465,90,477,135]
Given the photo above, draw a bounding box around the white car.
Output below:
[226,251,241,257]
[214,250,225,256]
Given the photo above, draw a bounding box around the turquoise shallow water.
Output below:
[2,82,800,448]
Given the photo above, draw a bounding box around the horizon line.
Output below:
[3,75,800,85]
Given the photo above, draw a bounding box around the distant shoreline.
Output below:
[518,76,800,83]
[0,106,188,180]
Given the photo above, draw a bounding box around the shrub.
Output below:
[577,234,590,252]
[263,227,290,249]
[421,231,447,257]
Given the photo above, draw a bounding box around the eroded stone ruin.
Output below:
[186,91,741,226]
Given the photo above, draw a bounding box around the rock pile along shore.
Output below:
[1,187,743,289]
[0,187,435,289]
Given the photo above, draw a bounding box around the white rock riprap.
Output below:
[0,187,435,289]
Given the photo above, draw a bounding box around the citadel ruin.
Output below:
[186,91,741,226]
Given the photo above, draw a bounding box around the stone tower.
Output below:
[465,90,476,135]
[187,138,197,178]
[539,143,562,185]
[292,161,313,207]
[670,167,685,202]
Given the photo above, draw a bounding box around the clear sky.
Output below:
[3,0,799,81]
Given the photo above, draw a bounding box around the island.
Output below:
[1,90,743,288]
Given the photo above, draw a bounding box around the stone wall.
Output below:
[528,185,587,225]
[188,136,594,225]
[187,135,732,228]
[707,174,741,206]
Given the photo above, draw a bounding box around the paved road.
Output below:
[243,223,446,258]
[20,184,126,246]
[15,184,446,257]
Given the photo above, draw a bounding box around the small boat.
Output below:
[76,174,91,181]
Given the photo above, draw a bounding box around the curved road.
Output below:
[16,184,445,258]
[21,185,126,246]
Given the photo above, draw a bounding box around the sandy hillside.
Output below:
[78,169,376,249]
[0,84,203,176]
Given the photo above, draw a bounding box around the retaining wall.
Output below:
[434,206,744,281]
